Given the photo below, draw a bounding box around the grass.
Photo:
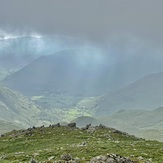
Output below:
[0,126,163,162]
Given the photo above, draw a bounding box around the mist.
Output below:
[0,0,163,65]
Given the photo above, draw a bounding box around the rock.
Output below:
[1,134,5,137]
[67,122,76,128]
[60,154,72,161]
[32,153,39,157]
[15,152,24,155]
[27,127,33,131]
[52,123,61,128]
[87,153,134,163]
[74,157,80,162]
[138,156,144,160]
[99,124,107,129]
[81,124,91,130]
[48,156,55,160]
[87,127,96,134]
[79,142,87,146]
[30,159,38,163]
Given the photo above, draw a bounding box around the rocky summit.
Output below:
[0,123,161,163]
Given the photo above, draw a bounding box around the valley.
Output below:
[1,50,163,143]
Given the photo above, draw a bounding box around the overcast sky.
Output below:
[0,0,163,47]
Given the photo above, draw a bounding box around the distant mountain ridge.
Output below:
[3,49,111,96]
[96,72,163,115]
[103,53,163,91]
[0,35,86,80]
[3,49,163,96]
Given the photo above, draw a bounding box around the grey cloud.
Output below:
[0,0,163,46]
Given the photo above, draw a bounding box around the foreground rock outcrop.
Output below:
[87,153,135,163]
[30,153,135,163]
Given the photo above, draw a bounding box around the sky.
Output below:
[0,0,163,47]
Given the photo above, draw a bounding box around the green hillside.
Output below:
[0,85,60,128]
[95,72,163,115]
[0,124,162,162]
[98,107,163,141]
[0,85,100,131]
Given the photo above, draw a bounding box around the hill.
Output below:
[98,107,163,141]
[0,124,162,162]
[0,85,59,128]
[95,72,163,115]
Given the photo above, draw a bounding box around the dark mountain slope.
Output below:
[96,72,163,115]
[3,49,110,96]
[104,53,163,91]
[0,35,85,80]
[3,49,163,97]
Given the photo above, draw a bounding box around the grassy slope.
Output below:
[0,86,60,128]
[0,126,163,163]
[0,84,99,130]
[95,72,163,115]
[98,108,163,141]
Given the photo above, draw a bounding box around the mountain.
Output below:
[95,72,163,115]
[3,49,111,96]
[0,35,44,79]
[98,107,163,141]
[104,53,163,91]
[3,48,163,96]
[0,34,86,80]
[0,85,58,127]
